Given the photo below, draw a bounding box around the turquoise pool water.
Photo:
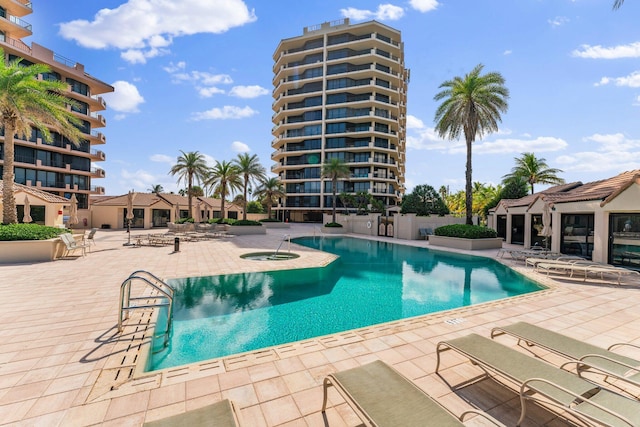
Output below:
[148,237,544,371]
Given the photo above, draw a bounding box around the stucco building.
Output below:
[0,0,113,221]
[271,19,409,222]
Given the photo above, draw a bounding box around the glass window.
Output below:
[610,213,640,268]
[561,214,594,259]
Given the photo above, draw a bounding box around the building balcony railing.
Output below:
[89,130,106,144]
[89,112,106,127]
[0,34,31,54]
[91,167,105,178]
[0,10,32,33]
[90,149,106,161]
[91,185,105,195]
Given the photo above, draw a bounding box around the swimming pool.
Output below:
[148,236,544,371]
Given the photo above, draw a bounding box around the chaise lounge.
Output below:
[491,321,640,395]
[143,399,242,427]
[322,359,505,426]
[436,333,640,426]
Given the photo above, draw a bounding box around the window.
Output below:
[66,78,89,96]
[610,213,640,267]
[561,214,594,259]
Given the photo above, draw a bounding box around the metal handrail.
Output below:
[118,271,174,348]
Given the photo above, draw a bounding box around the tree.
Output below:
[434,64,509,225]
[254,177,284,219]
[321,158,351,224]
[0,49,83,224]
[205,160,241,220]
[502,152,565,194]
[232,153,266,221]
[190,185,204,197]
[148,184,164,194]
[400,184,449,216]
[169,151,209,219]
[246,201,264,214]
[613,0,624,9]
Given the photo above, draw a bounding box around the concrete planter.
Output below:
[260,222,290,229]
[228,225,266,235]
[429,235,503,250]
[0,238,64,263]
[322,226,345,234]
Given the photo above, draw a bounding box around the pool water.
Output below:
[148,237,544,371]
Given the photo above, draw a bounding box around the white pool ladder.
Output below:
[118,270,174,349]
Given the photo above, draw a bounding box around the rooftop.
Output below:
[0,225,639,425]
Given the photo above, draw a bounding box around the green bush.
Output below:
[175,217,194,224]
[0,224,67,241]
[434,224,497,239]
[324,222,343,228]
[221,218,236,225]
[231,219,262,226]
[259,218,280,222]
[207,218,222,224]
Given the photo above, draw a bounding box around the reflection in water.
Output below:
[150,237,543,370]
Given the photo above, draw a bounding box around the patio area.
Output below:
[0,224,639,426]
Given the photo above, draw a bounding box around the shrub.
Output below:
[221,218,236,225]
[207,218,222,224]
[231,219,262,226]
[259,218,280,222]
[434,224,497,239]
[0,224,67,241]
[324,222,343,228]
[175,217,194,224]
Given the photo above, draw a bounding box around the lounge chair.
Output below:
[435,333,640,426]
[491,322,640,395]
[84,228,98,248]
[143,399,242,427]
[59,233,89,257]
[536,261,639,285]
[322,360,505,426]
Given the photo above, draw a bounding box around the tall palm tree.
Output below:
[169,151,209,218]
[434,63,509,225]
[502,152,565,194]
[254,177,285,219]
[322,158,351,224]
[205,160,241,219]
[0,49,83,224]
[148,184,164,194]
[232,153,266,220]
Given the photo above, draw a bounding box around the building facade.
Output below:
[0,0,113,219]
[271,19,408,222]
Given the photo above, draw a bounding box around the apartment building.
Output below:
[271,19,408,222]
[0,0,112,221]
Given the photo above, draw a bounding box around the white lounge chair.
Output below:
[59,233,89,257]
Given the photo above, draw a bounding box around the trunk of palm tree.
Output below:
[187,172,193,219]
[332,179,337,223]
[1,124,18,224]
[220,183,226,220]
[465,137,473,225]
[242,180,248,221]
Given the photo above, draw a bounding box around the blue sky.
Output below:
[27,0,640,196]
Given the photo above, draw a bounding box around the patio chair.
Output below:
[418,227,433,240]
[322,360,505,426]
[435,333,640,426]
[84,228,98,248]
[143,399,242,427]
[59,233,89,257]
[491,322,640,394]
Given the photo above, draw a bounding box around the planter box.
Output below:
[429,235,503,250]
[0,238,64,263]
[260,222,290,229]
[322,226,345,234]
[228,225,266,235]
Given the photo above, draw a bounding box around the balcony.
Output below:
[88,95,107,111]
[89,130,106,144]
[91,186,105,195]
[0,10,32,38]
[90,149,106,161]
[91,167,105,178]
[5,0,32,16]
[88,112,106,128]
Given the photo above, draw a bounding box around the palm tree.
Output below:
[613,0,624,9]
[169,151,210,218]
[502,152,565,194]
[0,49,83,224]
[205,160,241,219]
[254,177,285,219]
[322,158,351,224]
[148,184,164,194]
[434,63,509,225]
[232,153,266,220]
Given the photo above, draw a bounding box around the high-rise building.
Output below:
[271,19,408,222]
[0,0,113,217]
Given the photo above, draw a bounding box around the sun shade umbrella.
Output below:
[194,200,202,223]
[174,203,180,221]
[68,194,79,228]
[540,202,552,249]
[124,191,136,246]
[22,195,32,223]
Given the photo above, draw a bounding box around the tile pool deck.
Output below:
[0,225,639,426]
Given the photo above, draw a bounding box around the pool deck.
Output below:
[1,224,639,426]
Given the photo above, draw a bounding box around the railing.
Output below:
[53,52,77,68]
[1,35,31,53]
[118,271,175,350]
[6,14,32,32]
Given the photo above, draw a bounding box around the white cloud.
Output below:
[102,81,144,113]
[594,70,640,88]
[341,4,405,21]
[198,87,226,97]
[191,106,258,121]
[150,154,174,164]
[120,168,171,192]
[503,50,512,56]
[548,16,569,27]
[555,133,640,173]
[583,133,640,151]
[59,0,256,64]
[229,85,269,98]
[408,0,438,13]
[473,136,568,154]
[406,114,425,129]
[573,41,640,59]
[163,61,186,73]
[231,141,250,153]
[202,153,217,166]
